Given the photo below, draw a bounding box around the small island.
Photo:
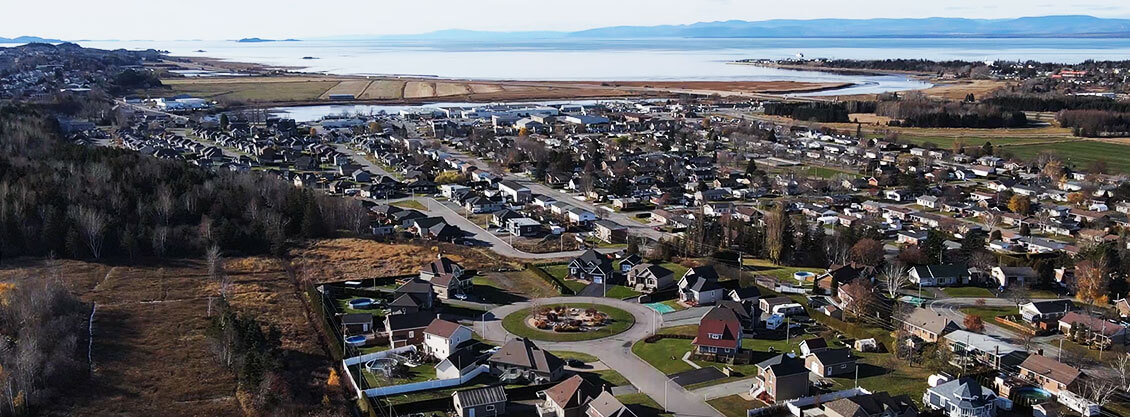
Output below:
[236,37,299,43]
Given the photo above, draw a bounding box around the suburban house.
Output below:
[899,308,960,344]
[819,391,918,417]
[754,355,809,403]
[805,348,857,377]
[1020,300,1076,324]
[537,375,635,417]
[1019,354,1082,397]
[908,264,971,287]
[625,263,675,293]
[507,218,542,237]
[692,306,743,360]
[385,312,436,348]
[617,254,642,273]
[991,266,1038,288]
[436,346,487,379]
[677,266,725,306]
[538,375,600,417]
[390,280,436,314]
[487,337,565,384]
[422,318,473,360]
[568,250,616,284]
[498,180,531,203]
[420,256,471,300]
[593,220,628,244]
[452,385,507,417]
[923,377,999,417]
[1058,312,1128,346]
[799,338,829,357]
[944,330,1029,371]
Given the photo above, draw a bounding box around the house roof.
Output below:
[928,377,995,410]
[1024,299,1075,315]
[902,307,959,336]
[811,348,855,366]
[386,312,436,331]
[729,287,761,301]
[441,345,488,372]
[422,256,462,277]
[1059,312,1125,336]
[692,307,742,349]
[1020,354,1082,386]
[585,391,636,417]
[423,318,466,339]
[396,279,434,295]
[544,374,599,409]
[911,264,969,279]
[489,338,564,374]
[389,293,420,309]
[342,313,373,325]
[801,338,828,350]
[453,385,507,408]
[685,266,719,281]
[822,391,917,417]
[767,356,808,377]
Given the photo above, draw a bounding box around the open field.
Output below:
[358,79,406,99]
[1004,140,1130,173]
[289,238,501,283]
[0,257,333,417]
[320,79,372,99]
[583,80,853,94]
[159,78,340,103]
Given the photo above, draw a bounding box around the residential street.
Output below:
[478,297,723,417]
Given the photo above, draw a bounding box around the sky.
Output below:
[5,0,1130,40]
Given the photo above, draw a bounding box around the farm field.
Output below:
[160,78,340,103]
[1004,140,1130,173]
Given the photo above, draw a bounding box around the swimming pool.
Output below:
[645,302,676,314]
[1014,386,1052,405]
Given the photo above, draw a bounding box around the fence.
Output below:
[525,263,576,295]
[361,365,489,398]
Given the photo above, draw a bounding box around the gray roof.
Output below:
[488,338,564,373]
[928,377,996,410]
[454,385,507,408]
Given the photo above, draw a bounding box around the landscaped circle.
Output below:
[501,303,635,342]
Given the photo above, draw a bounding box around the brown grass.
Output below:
[319,80,372,99]
[358,79,406,99]
[0,258,333,417]
[288,238,500,283]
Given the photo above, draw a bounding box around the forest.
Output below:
[877,99,1028,128]
[1056,110,1130,137]
[985,95,1130,113]
[0,105,369,262]
[763,102,875,123]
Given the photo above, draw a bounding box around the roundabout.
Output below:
[501,302,636,342]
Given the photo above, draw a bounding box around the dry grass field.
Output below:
[0,257,335,417]
[288,238,502,283]
[358,79,407,99]
[319,79,372,99]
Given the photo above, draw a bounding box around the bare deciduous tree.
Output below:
[73,206,107,259]
[881,263,910,299]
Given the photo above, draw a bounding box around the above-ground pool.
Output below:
[348,298,375,309]
[345,335,367,347]
[1014,386,1052,404]
[645,302,676,314]
[794,271,816,282]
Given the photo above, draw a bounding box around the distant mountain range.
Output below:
[376,15,1130,40]
[0,35,62,44]
[236,37,300,43]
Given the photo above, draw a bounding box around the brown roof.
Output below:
[488,337,564,374]
[423,318,465,339]
[1020,354,1081,386]
[544,375,599,409]
[1060,312,1126,336]
[901,307,959,336]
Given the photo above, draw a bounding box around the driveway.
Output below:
[479,297,722,417]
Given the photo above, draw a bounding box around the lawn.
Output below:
[583,369,631,387]
[827,350,932,405]
[743,258,820,283]
[1027,289,1062,299]
[1005,140,1130,174]
[660,299,688,312]
[604,285,641,299]
[631,338,696,375]
[660,262,689,280]
[542,264,571,280]
[942,287,995,298]
[362,362,436,388]
[389,199,427,211]
[707,395,764,417]
[501,303,636,342]
[960,306,1018,321]
[563,279,588,294]
[552,351,600,363]
[616,393,671,417]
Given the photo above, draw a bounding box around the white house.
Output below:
[498,180,531,203]
[908,265,971,287]
[423,318,473,360]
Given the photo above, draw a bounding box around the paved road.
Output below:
[927,297,1065,360]
[334,143,395,178]
[479,297,723,417]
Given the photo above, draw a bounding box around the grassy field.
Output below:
[501,303,636,342]
[472,271,560,304]
[161,79,339,103]
[960,306,1018,321]
[1004,140,1130,173]
[0,257,334,416]
[632,338,696,375]
[942,287,995,298]
[743,258,820,283]
[707,395,763,417]
[604,285,641,299]
[389,199,427,211]
[289,238,500,283]
[542,264,570,280]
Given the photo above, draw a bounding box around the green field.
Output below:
[1004,140,1130,173]
[743,258,820,283]
[942,287,995,298]
[960,306,1018,321]
[501,303,635,342]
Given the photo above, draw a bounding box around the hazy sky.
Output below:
[6,0,1130,40]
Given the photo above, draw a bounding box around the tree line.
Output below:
[985,94,1130,113]
[877,100,1027,128]
[0,105,368,262]
[1056,110,1130,137]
